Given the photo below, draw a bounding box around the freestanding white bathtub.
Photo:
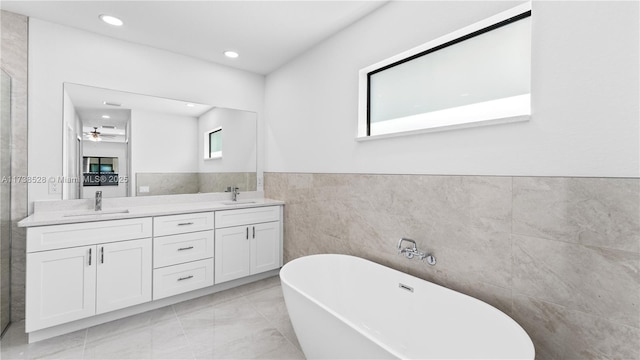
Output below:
[280,254,534,359]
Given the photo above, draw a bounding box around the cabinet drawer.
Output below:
[215,206,280,228]
[153,231,214,268]
[27,218,152,253]
[153,258,214,300]
[153,212,214,236]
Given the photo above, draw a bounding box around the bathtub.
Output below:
[280,254,534,359]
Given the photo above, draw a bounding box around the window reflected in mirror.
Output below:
[207,127,222,159]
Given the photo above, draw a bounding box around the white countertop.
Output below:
[19,194,284,227]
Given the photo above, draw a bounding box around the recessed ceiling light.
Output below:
[99,14,124,27]
[101,115,111,119]
[224,50,239,59]
[186,103,195,108]
[103,101,122,107]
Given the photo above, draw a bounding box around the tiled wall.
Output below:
[136,173,200,196]
[198,172,256,194]
[1,10,28,322]
[265,172,639,360]
[136,172,257,196]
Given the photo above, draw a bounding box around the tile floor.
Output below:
[0,276,304,359]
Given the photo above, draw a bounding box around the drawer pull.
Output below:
[177,246,194,251]
[178,275,194,281]
[177,222,194,226]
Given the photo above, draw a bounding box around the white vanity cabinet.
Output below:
[25,218,153,332]
[152,212,215,300]
[214,206,282,284]
[21,201,284,342]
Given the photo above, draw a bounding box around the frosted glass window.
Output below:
[358,4,531,139]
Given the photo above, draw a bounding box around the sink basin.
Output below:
[220,200,257,205]
[63,209,130,217]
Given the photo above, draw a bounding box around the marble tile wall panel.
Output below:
[1,10,28,322]
[198,172,257,193]
[511,295,640,360]
[513,177,640,252]
[135,172,199,196]
[265,172,640,360]
[512,233,639,328]
[135,172,257,196]
[1,66,11,331]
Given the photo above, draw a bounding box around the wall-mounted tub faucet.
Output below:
[397,237,436,265]
[95,191,102,211]
[225,186,240,201]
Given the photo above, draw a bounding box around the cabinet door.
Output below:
[26,246,96,332]
[251,221,282,274]
[215,226,251,284]
[96,238,152,314]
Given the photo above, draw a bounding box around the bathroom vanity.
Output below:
[18,193,283,342]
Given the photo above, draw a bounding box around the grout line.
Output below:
[509,176,515,316]
[243,293,299,356]
[243,285,303,354]
[510,176,514,235]
[81,328,88,358]
[171,305,196,360]
[273,316,304,354]
[238,275,281,297]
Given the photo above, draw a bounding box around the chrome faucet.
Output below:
[397,237,436,265]
[226,186,240,201]
[95,191,102,211]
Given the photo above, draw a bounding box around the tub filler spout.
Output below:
[397,237,436,265]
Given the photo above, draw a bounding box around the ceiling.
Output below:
[1,0,388,74]
[66,83,216,142]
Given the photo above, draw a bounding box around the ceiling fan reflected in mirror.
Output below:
[86,127,102,141]
[84,127,117,142]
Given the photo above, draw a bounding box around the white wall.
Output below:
[130,110,199,194]
[28,18,265,210]
[198,108,257,173]
[81,141,128,198]
[264,1,640,178]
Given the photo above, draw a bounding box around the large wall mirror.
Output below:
[62,83,257,199]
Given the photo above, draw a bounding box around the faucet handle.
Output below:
[425,254,437,266]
